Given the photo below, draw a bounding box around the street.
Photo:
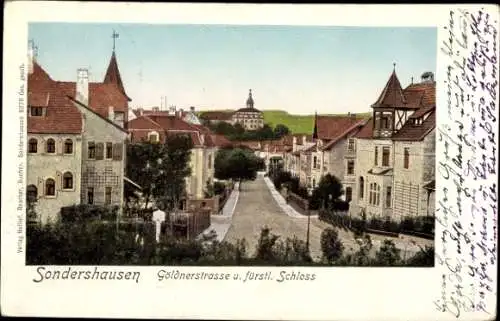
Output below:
[221,175,433,262]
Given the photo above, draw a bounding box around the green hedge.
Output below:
[319,210,434,239]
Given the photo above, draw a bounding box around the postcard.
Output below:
[1,2,498,320]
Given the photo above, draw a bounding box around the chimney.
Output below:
[28,41,34,75]
[76,68,89,106]
[190,106,195,112]
[302,135,306,144]
[169,106,176,116]
[108,106,114,121]
[138,108,144,116]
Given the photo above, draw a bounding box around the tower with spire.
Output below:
[246,89,254,109]
[103,30,131,102]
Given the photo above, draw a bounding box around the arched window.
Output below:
[359,177,364,199]
[28,138,38,153]
[45,178,55,196]
[46,138,56,153]
[27,185,38,203]
[63,172,73,189]
[64,139,73,154]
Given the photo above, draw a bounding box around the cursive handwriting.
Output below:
[436,7,498,319]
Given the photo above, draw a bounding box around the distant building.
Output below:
[231,89,264,130]
[26,41,130,224]
[200,90,264,130]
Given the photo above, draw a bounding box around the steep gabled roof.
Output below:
[371,70,407,108]
[313,115,365,141]
[321,118,368,151]
[103,51,131,101]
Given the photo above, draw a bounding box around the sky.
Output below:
[29,23,437,115]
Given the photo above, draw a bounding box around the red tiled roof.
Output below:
[392,108,436,141]
[371,70,436,110]
[28,61,130,134]
[355,117,374,139]
[200,111,234,121]
[235,107,262,113]
[314,116,364,140]
[321,118,368,150]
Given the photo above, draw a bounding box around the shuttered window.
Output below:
[112,143,123,160]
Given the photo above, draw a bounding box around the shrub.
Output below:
[320,228,344,263]
[60,204,119,223]
[374,239,402,266]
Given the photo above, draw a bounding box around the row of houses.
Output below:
[26,42,231,224]
[254,69,436,221]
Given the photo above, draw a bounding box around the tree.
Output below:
[157,134,193,211]
[125,142,165,209]
[273,124,290,138]
[309,174,344,210]
[374,239,402,266]
[214,148,260,186]
[320,228,344,263]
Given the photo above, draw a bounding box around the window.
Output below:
[312,178,316,189]
[87,187,94,204]
[106,142,113,159]
[45,178,55,196]
[207,154,212,168]
[46,138,55,153]
[64,139,73,154]
[374,147,378,166]
[381,116,390,129]
[369,183,380,206]
[359,177,364,199]
[345,187,352,202]
[30,106,43,116]
[63,172,73,189]
[347,138,355,151]
[382,147,390,166]
[404,147,410,169]
[27,185,37,203]
[313,156,318,169]
[88,142,96,159]
[28,138,37,153]
[148,132,159,143]
[386,186,392,208]
[347,160,355,175]
[105,187,112,205]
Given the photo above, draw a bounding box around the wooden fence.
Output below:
[167,209,211,240]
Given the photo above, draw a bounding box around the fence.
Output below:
[166,209,211,240]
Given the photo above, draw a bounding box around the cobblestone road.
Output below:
[223,175,434,262]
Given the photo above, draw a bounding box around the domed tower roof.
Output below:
[246,89,254,109]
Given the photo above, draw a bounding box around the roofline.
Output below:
[320,119,368,151]
[67,96,129,134]
[391,125,436,141]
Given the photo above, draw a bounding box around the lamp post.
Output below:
[305,196,311,253]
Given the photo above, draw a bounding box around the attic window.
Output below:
[414,118,423,126]
[30,106,44,117]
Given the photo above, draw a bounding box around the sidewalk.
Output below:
[263,176,318,219]
[199,182,240,242]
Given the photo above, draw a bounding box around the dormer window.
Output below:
[30,106,44,117]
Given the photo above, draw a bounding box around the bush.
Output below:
[213,182,226,195]
[374,240,402,266]
[320,228,344,263]
[60,204,119,223]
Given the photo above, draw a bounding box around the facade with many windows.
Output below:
[351,69,436,220]
[26,42,130,224]
[231,89,264,130]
